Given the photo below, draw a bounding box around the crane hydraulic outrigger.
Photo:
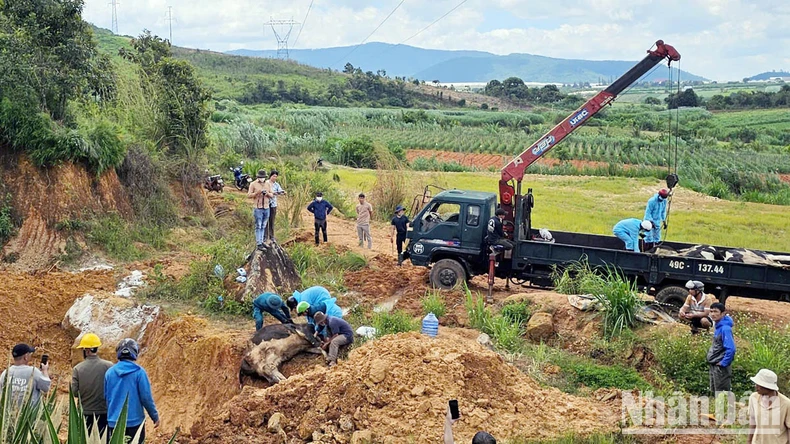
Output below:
[498,40,680,233]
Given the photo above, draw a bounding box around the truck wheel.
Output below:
[655,285,687,314]
[430,259,466,290]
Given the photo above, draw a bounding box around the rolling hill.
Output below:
[748,70,790,81]
[228,42,706,84]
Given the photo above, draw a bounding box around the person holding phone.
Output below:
[0,343,51,406]
[443,402,497,444]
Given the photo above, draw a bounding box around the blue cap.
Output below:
[395,205,405,213]
[267,293,283,308]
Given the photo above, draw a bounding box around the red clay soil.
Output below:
[0,152,132,270]
[780,174,790,184]
[0,270,116,389]
[192,330,619,444]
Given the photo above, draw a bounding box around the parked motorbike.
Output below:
[230,165,252,190]
[204,173,225,193]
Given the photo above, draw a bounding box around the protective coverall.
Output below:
[613,218,645,252]
[304,300,343,336]
[643,194,667,244]
[292,286,336,308]
[252,293,292,330]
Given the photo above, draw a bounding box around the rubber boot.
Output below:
[397,253,403,266]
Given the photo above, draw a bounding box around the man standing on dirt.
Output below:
[248,169,274,251]
[747,369,790,444]
[252,292,293,330]
[307,192,333,246]
[390,205,410,266]
[679,280,715,334]
[707,302,736,396]
[313,312,354,367]
[0,343,50,407]
[105,339,159,442]
[267,170,286,243]
[486,209,514,251]
[356,193,373,249]
[71,333,113,437]
[643,189,669,251]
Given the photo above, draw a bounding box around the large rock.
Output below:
[242,243,301,301]
[525,312,555,342]
[62,293,160,366]
[351,430,373,444]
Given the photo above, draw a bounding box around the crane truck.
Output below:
[404,41,790,309]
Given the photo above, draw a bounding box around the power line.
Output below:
[292,0,315,48]
[265,18,300,59]
[399,0,468,45]
[331,0,406,68]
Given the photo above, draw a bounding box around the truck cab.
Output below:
[407,190,497,289]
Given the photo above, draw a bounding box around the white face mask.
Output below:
[316,197,323,202]
[258,178,265,183]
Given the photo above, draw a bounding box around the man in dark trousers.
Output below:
[71,333,113,437]
[105,339,159,442]
[390,205,410,266]
[252,293,293,330]
[313,311,354,367]
[307,191,333,246]
[707,302,736,395]
[486,208,514,251]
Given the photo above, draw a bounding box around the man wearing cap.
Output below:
[313,312,354,367]
[356,193,373,249]
[390,205,410,266]
[0,343,50,407]
[707,302,736,395]
[679,280,716,334]
[644,189,669,251]
[248,169,274,251]
[105,338,159,442]
[486,208,514,251]
[252,292,293,330]
[72,333,113,437]
[296,299,344,336]
[748,369,790,444]
[307,191,333,246]
[613,218,653,252]
[267,170,286,243]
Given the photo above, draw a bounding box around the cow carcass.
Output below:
[724,248,790,268]
[239,323,322,386]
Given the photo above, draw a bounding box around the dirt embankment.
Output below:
[0,270,115,386]
[0,152,132,270]
[194,330,618,443]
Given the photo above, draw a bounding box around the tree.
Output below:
[665,88,700,109]
[643,96,662,105]
[343,63,355,74]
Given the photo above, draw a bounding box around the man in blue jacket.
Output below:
[104,339,159,442]
[307,192,333,246]
[252,293,293,330]
[613,218,653,252]
[286,286,336,312]
[643,189,669,251]
[707,303,736,395]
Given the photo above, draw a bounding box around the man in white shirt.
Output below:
[0,343,51,406]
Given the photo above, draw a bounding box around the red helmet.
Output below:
[658,189,669,198]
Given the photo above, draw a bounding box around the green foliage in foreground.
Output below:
[372,310,420,337]
[421,290,447,318]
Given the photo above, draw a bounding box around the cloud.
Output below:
[81,0,790,81]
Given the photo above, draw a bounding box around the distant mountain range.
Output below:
[228,42,706,84]
[748,70,790,81]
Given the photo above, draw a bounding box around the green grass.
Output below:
[86,214,167,261]
[372,310,420,337]
[330,168,790,252]
[420,289,447,317]
[287,243,367,291]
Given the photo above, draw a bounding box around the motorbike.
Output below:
[204,173,225,193]
[230,165,252,190]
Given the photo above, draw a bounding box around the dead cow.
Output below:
[239,323,322,386]
[724,248,790,268]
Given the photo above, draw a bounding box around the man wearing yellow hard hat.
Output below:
[72,333,113,438]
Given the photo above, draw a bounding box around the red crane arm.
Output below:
[498,40,680,213]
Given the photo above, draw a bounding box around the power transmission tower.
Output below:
[264,18,300,59]
[109,0,119,34]
[165,6,175,43]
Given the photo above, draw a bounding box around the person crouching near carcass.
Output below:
[313,312,354,367]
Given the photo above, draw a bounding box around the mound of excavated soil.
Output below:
[194,330,617,443]
[0,270,115,384]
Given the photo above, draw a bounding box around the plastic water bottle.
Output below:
[421,313,439,337]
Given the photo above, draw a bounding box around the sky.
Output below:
[81,0,790,82]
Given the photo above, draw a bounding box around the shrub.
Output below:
[86,214,145,261]
[464,287,492,332]
[421,290,446,317]
[652,330,713,395]
[373,310,419,337]
[0,194,14,245]
[561,361,651,391]
[288,243,367,290]
[486,315,525,354]
[502,301,532,325]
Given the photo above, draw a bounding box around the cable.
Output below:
[399,0,469,46]
[291,0,315,48]
[674,61,681,175]
[331,0,407,68]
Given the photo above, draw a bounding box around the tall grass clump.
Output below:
[373,310,420,337]
[421,289,447,317]
[486,315,525,354]
[464,286,492,332]
[553,261,643,339]
[371,144,410,221]
[502,300,533,325]
[288,243,367,290]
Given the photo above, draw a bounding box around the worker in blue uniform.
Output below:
[643,189,669,251]
[613,218,654,252]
